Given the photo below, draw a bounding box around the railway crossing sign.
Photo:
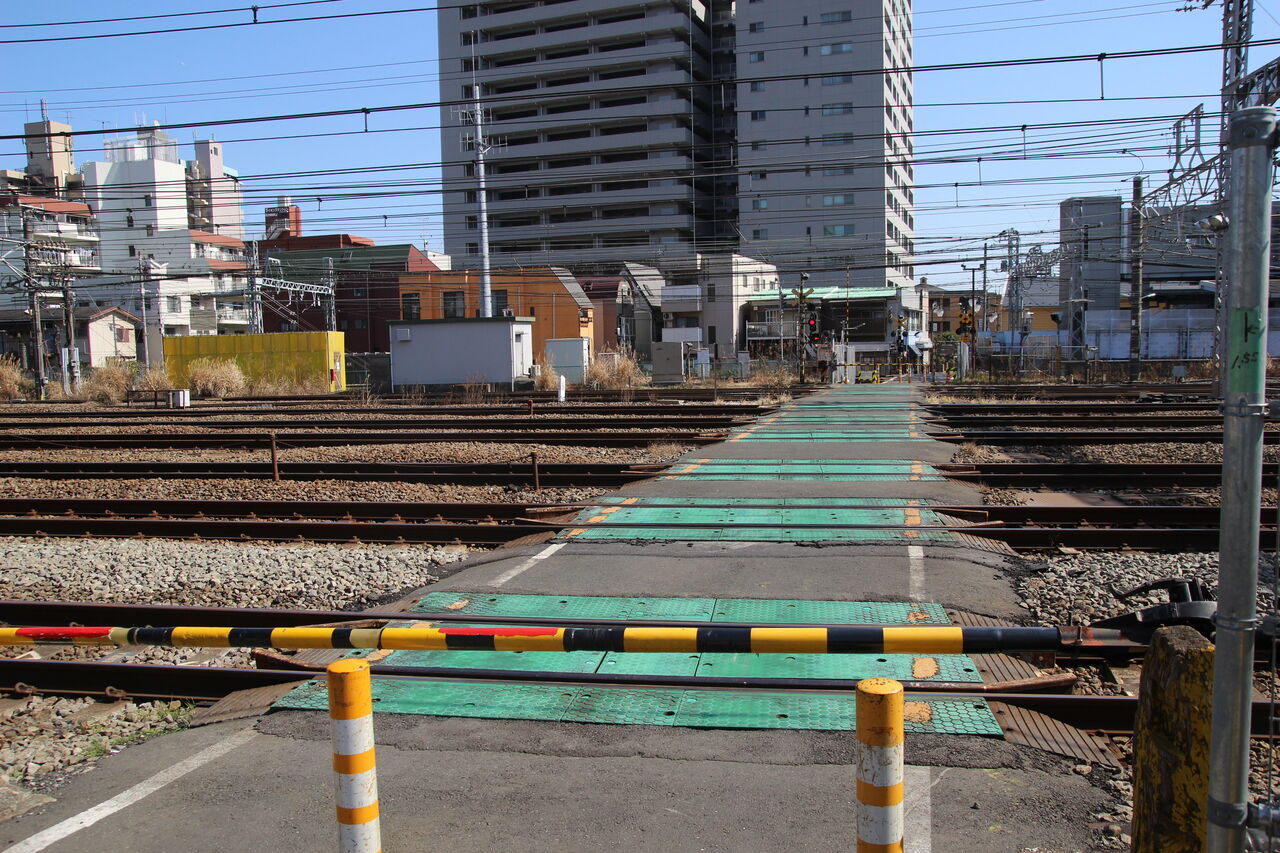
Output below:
[791,287,814,302]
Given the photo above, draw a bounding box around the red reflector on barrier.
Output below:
[16,626,114,638]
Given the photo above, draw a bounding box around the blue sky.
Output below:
[0,0,1266,292]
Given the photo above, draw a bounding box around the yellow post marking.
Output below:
[336,803,381,826]
[856,779,905,808]
[881,627,963,654]
[332,749,377,775]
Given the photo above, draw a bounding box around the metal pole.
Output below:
[855,678,904,852]
[326,659,382,853]
[62,269,77,393]
[474,100,493,319]
[981,244,989,333]
[1207,105,1276,853]
[1129,176,1144,379]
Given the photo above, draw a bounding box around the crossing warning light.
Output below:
[807,314,820,343]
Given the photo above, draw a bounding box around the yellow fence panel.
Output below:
[162,332,346,392]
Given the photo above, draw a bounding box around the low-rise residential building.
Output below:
[398,266,594,358]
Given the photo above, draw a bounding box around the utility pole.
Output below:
[247,243,262,334]
[1067,224,1090,357]
[1206,105,1275,853]
[20,210,47,398]
[981,244,989,332]
[61,264,78,393]
[137,260,151,367]
[467,93,495,319]
[1128,176,1144,379]
[323,257,337,331]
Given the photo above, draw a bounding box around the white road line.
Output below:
[907,544,926,602]
[3,727,258,853]
[491,541,566,587]
[903,765,935,852]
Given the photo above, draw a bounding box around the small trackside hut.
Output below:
[388,316,534,392]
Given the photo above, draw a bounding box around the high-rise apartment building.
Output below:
[439,0,913,289]
[439,0,716,270]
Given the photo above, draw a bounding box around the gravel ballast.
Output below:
[0,536,467,610]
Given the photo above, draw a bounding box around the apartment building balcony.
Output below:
[746,322,797,340]
[661,284,702,312]
[29,221,99,241]
[215,305,250,324]
[475,181,700,212]
[472,0,706,28]
[490,126,693,162]
[474,13,694,59]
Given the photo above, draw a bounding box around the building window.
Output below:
[466,243,479,256]
[822,194,856,206]
[128,245,137,257]
[752,229,769,239]
[126,215,134,228]
[822,102,854,115]
[145,225,155,237]
[114,327,131,343]
[165,296,182,313]
[401,292,420,320]
[751,198,768,210]
[748,21,764,31]
[750,81,766,92]
[748,51,765,62]
[821,74,854,85]
[824,224,856,236]
[707,325,717,345]
[820,42,853,55]
[820,10,852,22]
[443,291,466,318]
[822,133,855,145]
[492,290,509,314]
[750,110,766,121]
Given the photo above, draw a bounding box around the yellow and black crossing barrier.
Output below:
[0,624,1083,654]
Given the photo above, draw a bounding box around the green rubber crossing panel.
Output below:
[694,652,981,682]
[374,648,607,673]
[564,506,955,542]
[413,592,716,621]
[414,592,951,625]
[661,461,943,481]
[598,651,703,675]
[273,680,1002,734]
[595,496,931,507]
[671,692,1001,734]
[711,598,949,624]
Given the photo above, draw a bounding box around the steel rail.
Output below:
[0,404,775,419]
[923,415,1271,427]
[935,462,1252,487]
[930,429,1276,445]
[0,658,1062,702]
[0,498,1260,528]
[0,430,725,448]
[0,416,755,431]
[0,460,665,484]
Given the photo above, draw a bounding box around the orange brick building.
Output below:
[398,266,594,356]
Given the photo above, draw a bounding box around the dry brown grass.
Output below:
[81,363,134,404]
[461,373,492,404]
[187,357,247,398]
[745,364,798,387]
[135,366,175,391]
[585,350,649,389]
[533,353,561,391]
[245,374,330,396]
[0,356,28,400]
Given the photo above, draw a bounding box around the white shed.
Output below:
[389,317,534,389]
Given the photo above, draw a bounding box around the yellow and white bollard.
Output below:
[327,659,382,853]
[856,678,904,852]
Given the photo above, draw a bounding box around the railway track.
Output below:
[0,403,775,419]
[0,415,756,431]
[0,460,665,485]
[928,429,1271,444]
[935,462,1252,488]
[0,430,726,449]
[0,497,1261,550]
